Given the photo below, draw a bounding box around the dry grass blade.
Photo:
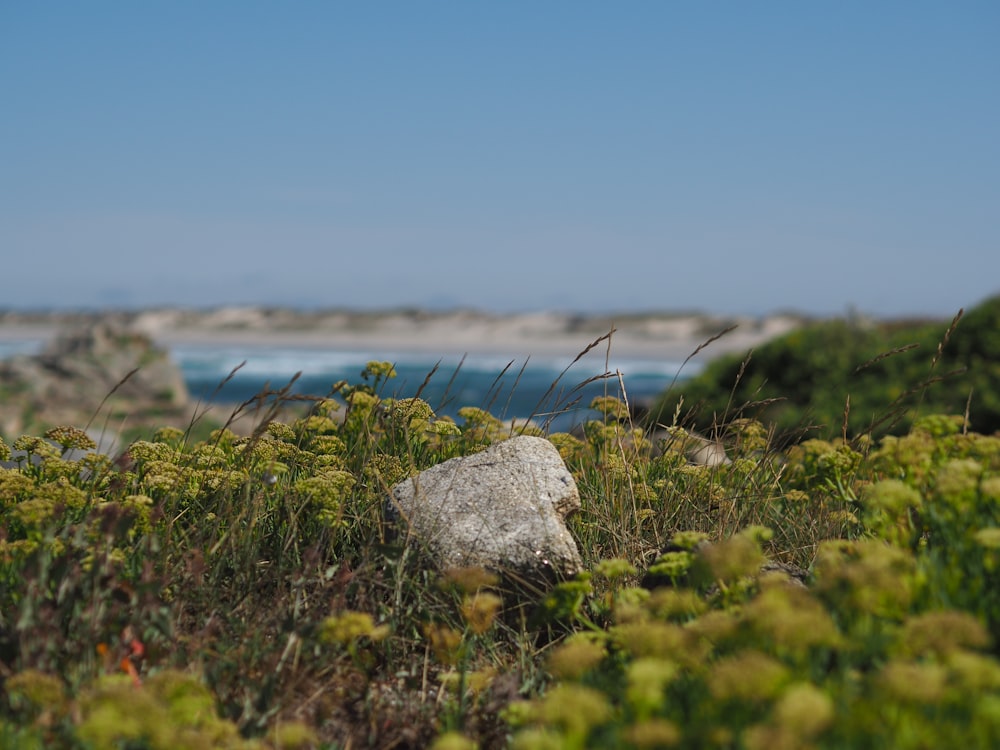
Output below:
[84,367,140,433]
[854,343,920,374]
[648,325,741,428]
[221,372,313,446]
[688,323,739,361]
[869,366,968,435]
[527,330,617,428]
[413,358,443,402]
[429,355,465,414]
[931,308,964,371]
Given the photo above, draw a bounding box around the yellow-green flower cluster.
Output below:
[320,610,390,647]
[12,435,60,462]
[293,468,356,525]
[44,425,97,452]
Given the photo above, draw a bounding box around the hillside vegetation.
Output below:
[650,295,1000,442]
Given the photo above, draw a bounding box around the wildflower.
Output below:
[511,727,567,750]
[294,469,356,524]
[896,610,990,657]
[269,721,318,750]
[385,396,435,423]
[423,623,465,664]
[671,530,710,550]
[685,609,740,647]
[539,575,593,624]
[696,532,765,586]
[946,650,1000,691]
[730,418,769,454]
[127,440,176,464]
[76,674,164,748]
[974,526,1000,549]
[314,398,342,416]
[546,633,607,680]
[460,591,503,634]
[79,451,113,477]
[934,458,983,505]
[439,666,497,696]
[534,684,612,741]
[44,425,97,452]
[707,651,789,703]
[594,557,638,581]
[208,427,238,445]
[432,731,478,750]
[772,682,834,738]
[611,621,704,665]
[614,586,652,614]
[12,436,60,461]
[864,479,922,515]
[913,413,964,437]
[295,414,340,436]
[0,469,34,507]
[646,588,707,621]
[266,421,296,441]
[5,669,68,720]
[783,489,811,504]
[645,550,694,587]
[308,434,347,456]
[458,406,505,438]
[362,360,397,380]
[320,611,390,647]
[10,498,60,534]
[878,660,948,703]
[117,495,155,534]
[743,585,842,656]
[199,469,248,494]
[621,719,681,748]
[150,426,185,445]
[590,395,630,420]
[0,437,10,461]
[428,419,462,437]
[813,539,916,618]
[140,461,188,496]
[547,432,587,462]
[365,453,409,487]
[626,657,679,719]
[439,566,499,594]
[346,390,381,416]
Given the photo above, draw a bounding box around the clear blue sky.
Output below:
[3,2,998,317]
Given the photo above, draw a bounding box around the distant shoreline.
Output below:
[0,307,817,363]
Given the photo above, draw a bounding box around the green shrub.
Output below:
[650,294,1000,441]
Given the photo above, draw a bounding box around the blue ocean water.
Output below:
[177,345,695,431]
[0,339,696,431]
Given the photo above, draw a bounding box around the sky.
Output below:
[2,3,998,318]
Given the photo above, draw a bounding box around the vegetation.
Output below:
[649,294,1000,442]
[1,310,1000,748]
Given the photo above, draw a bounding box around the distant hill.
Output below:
[648,296,1000,441]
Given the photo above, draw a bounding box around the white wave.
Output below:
[171,345,694,382]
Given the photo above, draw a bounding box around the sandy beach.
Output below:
[0,307,807,363]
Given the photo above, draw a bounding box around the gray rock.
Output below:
[388,436,583,582]
[0,320,188,436]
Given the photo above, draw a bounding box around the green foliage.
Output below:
[509,419,1000,748]
[651,294,1000,440]
[2,350,1000,748]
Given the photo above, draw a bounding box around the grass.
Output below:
[2,328,1000,749]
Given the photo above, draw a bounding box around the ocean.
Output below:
[0,340,696,431]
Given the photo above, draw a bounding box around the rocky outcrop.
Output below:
[388,436,583,583]
[0,321,188,437]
